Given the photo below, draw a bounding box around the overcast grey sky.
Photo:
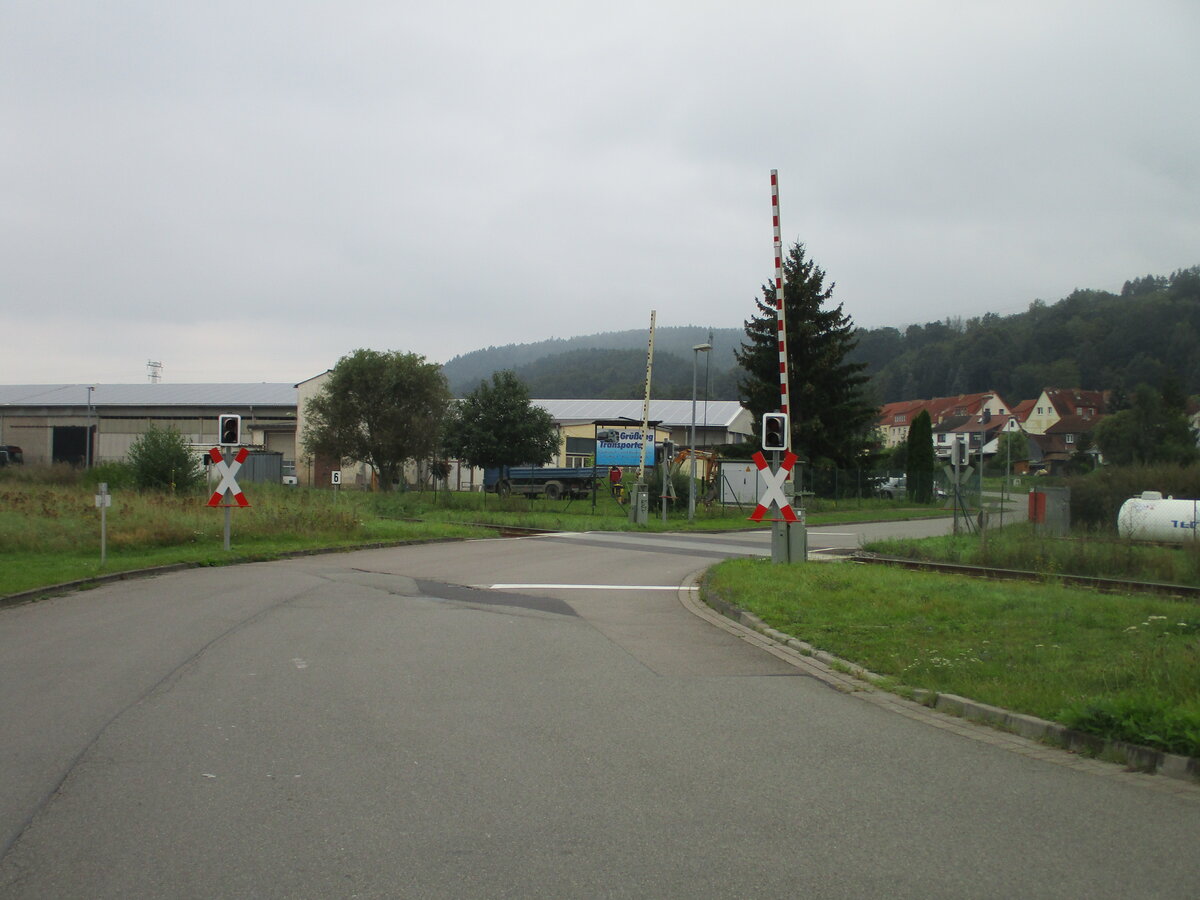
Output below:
[3,1,1198,384]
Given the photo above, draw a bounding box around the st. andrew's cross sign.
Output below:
[207,446,251,508]
[749,450,798,523]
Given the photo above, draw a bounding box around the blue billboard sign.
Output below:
[596,428,655,467]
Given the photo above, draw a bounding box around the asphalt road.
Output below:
[2,523,1198,898]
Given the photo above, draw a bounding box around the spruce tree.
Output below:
[735,242,874,467]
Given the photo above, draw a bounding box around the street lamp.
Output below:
[688,342,711,520]
[86,386,94,468]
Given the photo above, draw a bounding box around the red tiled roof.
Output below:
[1046,414,1104,435]
[1044,388,1107,418]
[1010,399,1036,421]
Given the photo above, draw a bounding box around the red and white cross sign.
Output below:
[749,450,798,523]
[207,446,251,508]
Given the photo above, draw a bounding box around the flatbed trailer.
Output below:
[483,466,600,500]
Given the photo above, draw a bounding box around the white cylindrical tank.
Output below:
[1117,492,1200,543]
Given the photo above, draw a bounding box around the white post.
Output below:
[96,482,108,565]
[688,343,711,520]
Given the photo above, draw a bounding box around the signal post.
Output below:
[210,414,250,551]
[760,171,805,563]
[754,413,806,564]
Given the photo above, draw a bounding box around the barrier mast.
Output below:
[637,309,656,481]
[770,170,790,419]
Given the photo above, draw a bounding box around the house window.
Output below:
[1036,407,1043,415]
[998,408,1005,414]
[937,434,947,443]
[1065,434,1075,444]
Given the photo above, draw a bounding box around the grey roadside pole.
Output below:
[94,481,110,565]
[688,342,711,520]
[85,386,94,468]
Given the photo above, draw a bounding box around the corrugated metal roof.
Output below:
[533,399,747,429]
[0,383,297,407]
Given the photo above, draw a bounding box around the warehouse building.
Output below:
[0,383,297,470]
[2,381,752,489]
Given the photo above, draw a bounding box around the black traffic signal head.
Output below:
[218,414,241,446]
[762,412,789,451]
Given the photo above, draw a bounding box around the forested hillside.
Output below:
[854,266,1200,402]
[441,267,1200,402]
[443,326,743,397]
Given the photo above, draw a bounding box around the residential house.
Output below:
[1023,388,1107,435]
[876,399,929,448]
[1027,415,1102,474]
[925,392,1015,459]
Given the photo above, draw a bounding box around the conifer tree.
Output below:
[905,410,936,502]
[735,242,874,467]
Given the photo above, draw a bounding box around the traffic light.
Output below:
[218,414,241,446]
[950,434,967,466]
[762,412,789,451]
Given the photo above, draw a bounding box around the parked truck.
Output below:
[484,466,599,500]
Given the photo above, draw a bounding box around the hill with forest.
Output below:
[442,327,745,398]
[441,266,1200,403]
[855,266,1200,403]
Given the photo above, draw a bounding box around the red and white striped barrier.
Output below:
[770,169,789,416]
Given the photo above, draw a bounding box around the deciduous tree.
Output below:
[1094,384,1199,466]
[445,370,559,473]
[303,349,450,491]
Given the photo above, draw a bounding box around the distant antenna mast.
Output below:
[638,310,656,481]
[147,360,163,383]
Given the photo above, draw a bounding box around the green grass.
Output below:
[0,476,948,597]
[362,487,949,532]
[704,559,1200,757]
[0,481,488,597]
[866,523,1200,587]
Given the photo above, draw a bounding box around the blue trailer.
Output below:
[483,466,599,500]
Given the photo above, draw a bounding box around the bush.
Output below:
[127,425,202,492]
[1066,463,1200,530]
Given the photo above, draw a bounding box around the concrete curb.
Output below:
[692,579,1200,786]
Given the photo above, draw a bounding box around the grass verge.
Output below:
[866,522,1200,587]
[703,558,1200,758]
[0,478,949,598]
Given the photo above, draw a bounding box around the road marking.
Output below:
[482,583,697,592]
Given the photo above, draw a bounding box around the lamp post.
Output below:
[688,342,711,520]
[86,386,94,468]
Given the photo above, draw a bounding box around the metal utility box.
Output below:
[1029,486,1070,536]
